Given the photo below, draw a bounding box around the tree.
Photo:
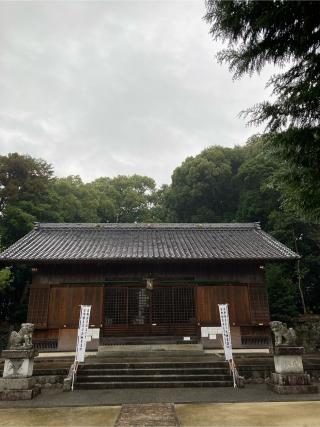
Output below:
[90,175,159,223]
[164,146,245,222]
[234,136,320,316]
[205,1,320,221]
[52,176,101,223]
[0,153,55,246]
[265,263,299,325]
[235,137,280,228]
[266,128,320,221]
[267,210,320,315]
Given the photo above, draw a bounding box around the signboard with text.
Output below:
[75,305,91,363]
[218,304,233,361]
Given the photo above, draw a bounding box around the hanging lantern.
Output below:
[146,278,154,290]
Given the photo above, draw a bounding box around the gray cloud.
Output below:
[0,1,274,185]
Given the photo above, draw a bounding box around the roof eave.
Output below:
[0,255,300,265]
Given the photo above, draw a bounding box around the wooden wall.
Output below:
[196,284,269,326]
[27,261,269,332]
[47,286,103,328]
[31,260,265,285]
[28,284,103,329]
[197,285,250,325]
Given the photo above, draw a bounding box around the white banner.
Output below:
[75,305,91,363]
[218,304,233,361]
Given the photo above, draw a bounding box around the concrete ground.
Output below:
[0,406,120,427]
[1,401,320,426]
[0,384,319,408]
[176,401,320,427]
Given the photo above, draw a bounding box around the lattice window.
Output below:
[173,287,195,323]
[104,287,127,325]
[105,286,196,326]
[27,288,50,328]
[152,287,195,324]
[128,288,150,325]
[152,287,174,324]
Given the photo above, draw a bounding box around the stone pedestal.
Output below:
[0,349,40,400]
[268,346,318,394]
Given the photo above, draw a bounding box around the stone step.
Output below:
[103,336,199,345]
[97,344,204,357]
[74,380,234,389]
[85,354,221,364]
[76,374,232,383]
[79,362,228,369]
[74,357,233,389]
[77,367,229,376]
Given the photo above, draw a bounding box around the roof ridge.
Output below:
[36,222,258,230]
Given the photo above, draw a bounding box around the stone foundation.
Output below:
[268,346,318,394]
[1,348,41,400]
[0,377,41,401]
[0,388,41,401]
[267,383,318,394]
[0,377,36,390]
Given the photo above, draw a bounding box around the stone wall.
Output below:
[236,356,320,384]
[34,375,63,389]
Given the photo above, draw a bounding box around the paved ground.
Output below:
[176,401,320,426]
[0,384,319,408]
[0,407,120,427]
[114,403,179,427]
[1,401,320,426]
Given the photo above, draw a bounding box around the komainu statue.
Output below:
[8,323,34,350]
[270,321,297,346]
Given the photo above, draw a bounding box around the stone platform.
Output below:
[267,372,318,394]
[268,346,318,394]
[0,348,40,400]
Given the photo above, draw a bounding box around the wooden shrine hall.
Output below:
[0,223,298,351]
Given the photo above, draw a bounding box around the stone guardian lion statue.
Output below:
[270,321,297,346]
[8,323,34,350]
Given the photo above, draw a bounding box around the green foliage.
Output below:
[164,146,245,222]
[0,268,12,293]
[205,1,320,221]
[0,153,55,246]
[266,128,320,221]
[0,265,30,325]
[235,142,280,228]
[205,0,320,130]
[89,175,159,223]
[265,264,298,325]
[267,210,320,314]
[52,176,101,223]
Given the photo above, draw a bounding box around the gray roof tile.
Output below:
[0,222,299,262]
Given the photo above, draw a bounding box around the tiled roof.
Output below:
[0,222,298,263]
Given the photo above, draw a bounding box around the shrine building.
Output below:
[0,223,298,351]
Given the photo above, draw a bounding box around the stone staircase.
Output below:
[74,360,234,389]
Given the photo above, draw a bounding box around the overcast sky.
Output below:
[0,1,273,185]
